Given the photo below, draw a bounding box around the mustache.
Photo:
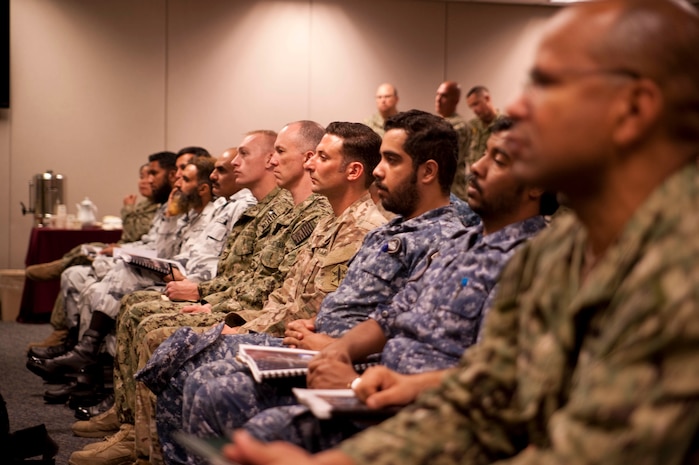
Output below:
[374,181,387,191]
[467,174,481,193]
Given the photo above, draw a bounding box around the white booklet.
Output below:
[237,344,379,384]
[236,345,318,383]
[113,246,186,278]
[292,388,400,421]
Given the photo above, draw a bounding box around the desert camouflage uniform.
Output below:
[340,163,699,465]
[466,112,508,169]
[363,113,387,137]
[241,215,547,452]
[443,113,471,202]
[137,204,468,465]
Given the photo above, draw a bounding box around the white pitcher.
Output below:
[76,197,97,226]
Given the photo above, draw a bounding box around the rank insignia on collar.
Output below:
[385,238,402,254]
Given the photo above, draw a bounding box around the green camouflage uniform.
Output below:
[119,198,160,244]
[444,113,471,202]
[114,192,331,453]
[363,113,387,137]
[235,192,386,336]
[131,193,385,462]
[112,188,292,425]
[340,163,699,465]
[466,112,508,169]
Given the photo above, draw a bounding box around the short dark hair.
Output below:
[466,85,490,99]
[148,151,177,171]
[384,109,458,193]
[490,116,514,134]
[325,122,382,188]
[177,146,211,159]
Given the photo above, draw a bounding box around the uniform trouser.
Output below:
[136,328,287,465]
[114,297,228,462]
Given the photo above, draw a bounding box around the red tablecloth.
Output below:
[18,227,122,323]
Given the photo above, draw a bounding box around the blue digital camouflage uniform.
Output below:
[136,204,469,465]
[238,215,547,453]
[337,164,699,465]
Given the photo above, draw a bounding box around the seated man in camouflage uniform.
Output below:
[235,117,554,455]
[69,122,332,465]
[26,151,178,354]
[136,110,473,465]
[225,1,699,465]
[28,155,256,380]
[28,148,208,359]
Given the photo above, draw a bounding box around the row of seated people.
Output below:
[24,2,699,459]
[24,110,556,465]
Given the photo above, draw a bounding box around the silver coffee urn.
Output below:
[20,170,66,227]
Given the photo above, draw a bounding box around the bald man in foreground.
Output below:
[224,0,699,464]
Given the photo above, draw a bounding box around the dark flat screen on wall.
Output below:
[0,0,8,108]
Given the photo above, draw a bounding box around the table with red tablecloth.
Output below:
[18,227,122,323]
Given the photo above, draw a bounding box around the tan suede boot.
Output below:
[69,424,135,465]
[72,405,120,438]
[25,258,65,281]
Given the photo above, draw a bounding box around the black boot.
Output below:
[28,325,79,360]
[26,311,114,381]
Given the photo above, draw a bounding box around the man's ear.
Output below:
[264,152,274,169]
[419,159,439,185]
[345,161,364,183]
[168,170,177,186]
[612,78,663,148]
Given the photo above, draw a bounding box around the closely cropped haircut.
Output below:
[291,120,326,153]
[246,129,278,152]
[586,0,699,143]
[490,116,514,134]
[325,122,382,188]
[466,85,490,98]
[148,151,177,171]
[177,146,211,159]
[384,109,458,193]
[190,156,216,189]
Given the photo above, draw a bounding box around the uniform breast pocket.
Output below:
[206,222,229,243]
[317,244,360,292]
[259,242,285,271]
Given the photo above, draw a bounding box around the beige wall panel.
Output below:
[166,0,312,152]
[309,0,446,125]
[6,0,166,267]
[0,110,9,266]
[446,2,553,117]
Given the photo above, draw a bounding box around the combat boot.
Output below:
[69,424,135,465]
[27,311,114,380]
[25,259,65,281]
[29,326,78,359]
[72,405,120,438]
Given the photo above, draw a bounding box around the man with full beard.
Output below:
[137,110,476,465]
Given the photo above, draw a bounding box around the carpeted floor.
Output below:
[0,321,98,465]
